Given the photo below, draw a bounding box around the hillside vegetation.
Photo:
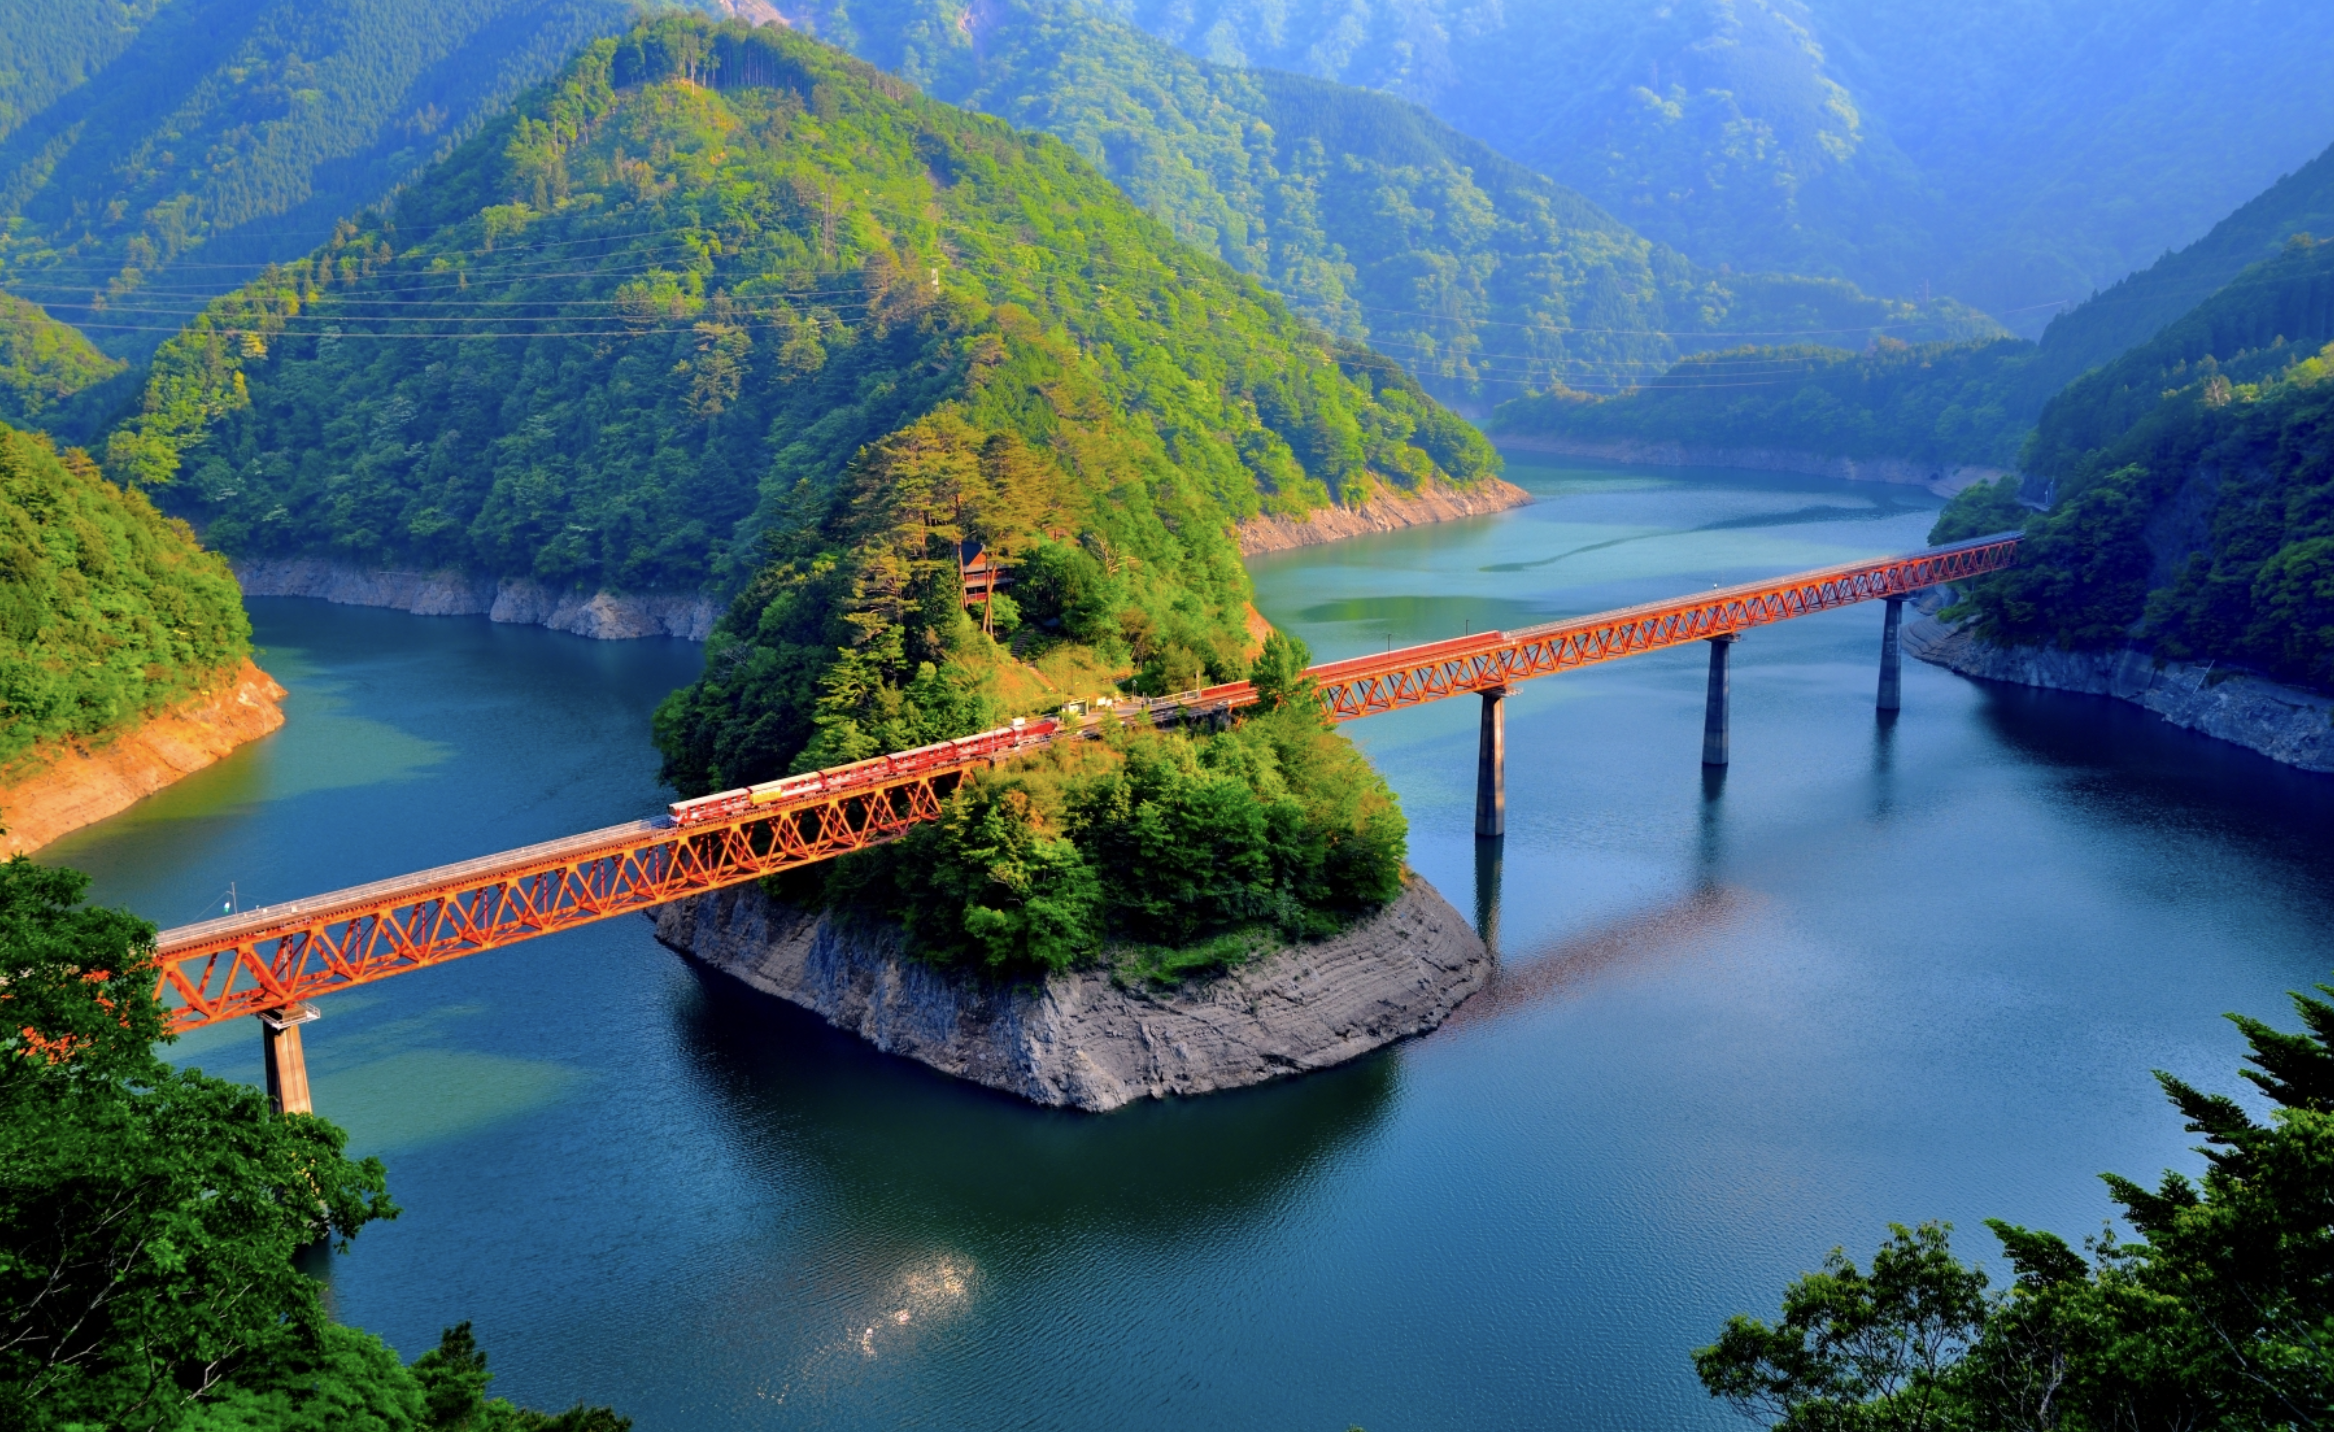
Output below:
[1932,238,2334,689]
[0,0,659,355]
[111,12,1467,907]
[0,292,124,433]
[1104,0,2334,330]
[790,0,1995,407]
[0,425,249,779]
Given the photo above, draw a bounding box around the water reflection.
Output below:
[1870,708,1900,820]
[1697,764,1728,892]
[667,960,1398,1243]
[1473,836,1505,954]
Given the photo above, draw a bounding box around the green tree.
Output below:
[0,857,394,1430]
[1697,978,2334,1431]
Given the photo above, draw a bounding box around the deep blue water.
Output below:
[49,456,2334,1430]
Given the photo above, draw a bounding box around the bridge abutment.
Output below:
[1877,596,1905,712]
[1475,687,1508,838]
[259,1003,319,1116]
[1702,635,1737,767]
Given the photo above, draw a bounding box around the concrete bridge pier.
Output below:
[1701,635,1737,767]
[1473,835,1504,956]
[1475,687,1508,838]
[259,1004,319,1116]
[1876,596,1905,712]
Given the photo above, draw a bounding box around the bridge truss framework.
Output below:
[151,532,2020,1035]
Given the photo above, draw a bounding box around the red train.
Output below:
[666,716,1065,827]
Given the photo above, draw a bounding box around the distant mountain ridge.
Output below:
[0,0,674,355]
[1493,139,2334,474]
[1097,0,2334,331]
[783,0,1995,408]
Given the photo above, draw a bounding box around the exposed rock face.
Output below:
[1494,435,2011,498]
[1905,616,2334,773]
[652,876,1490,1111]
[1236,480,1534,555]
[234,557,718,641]
[0,661,288,854]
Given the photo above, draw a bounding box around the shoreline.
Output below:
[1236,478,1535,555]
[1904,616,2334,774]
[652,874,1490,1111]
[1491,434,2010,498]
[231,483,1539,639]
[0,661,288,856]
[234,556,719,641]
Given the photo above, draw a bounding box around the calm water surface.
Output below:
[51,457,2334,1430]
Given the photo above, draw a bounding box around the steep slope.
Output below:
[114,16,1497,782]
[0,292,124,433]
[2021,140,2334,399]
[787,0,1993,408]
[0,424,253,781]
[1932,236,2334,687]
[1493,147,2334,473]
[1100,0,2334,330]
[0,0,691,357]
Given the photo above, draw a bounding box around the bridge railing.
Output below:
[152,532,2019,1034]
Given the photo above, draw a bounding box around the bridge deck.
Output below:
[150,532,2018,1029]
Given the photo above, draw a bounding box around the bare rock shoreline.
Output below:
[233,482,1534,640]
[1494,434,2010,498]
[651,875,1490,1111]
[1235,479,1534,555]
[234,556,718,641]
[0,661,288,855]
[1905,616,2334,773]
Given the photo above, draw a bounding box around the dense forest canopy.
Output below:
[1931,239,2334,690]
[0,0,667,356]
[1097,0,2334,332]
[779,0,1995,407]
[0,422,248,781]
[108,14,1486,854]
[0,856,631,1431]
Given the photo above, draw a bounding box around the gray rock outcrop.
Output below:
[651,876,1490,1111]
[235,556,718,640]
[1905,616,2334,773]
[1494,434,2011,497]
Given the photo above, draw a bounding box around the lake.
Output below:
[51,455,2334,1430]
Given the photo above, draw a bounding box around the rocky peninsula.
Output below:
[652,874,1490,1111]
[1905,615,2334,774]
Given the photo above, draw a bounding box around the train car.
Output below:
[665,717,1062,827]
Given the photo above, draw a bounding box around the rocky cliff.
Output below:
[0,661,287,854]
[652,875,1490,1111]
[1904,616,2334,773]
[1494,435,2009,498]
[1236,480,1534,555]
[234,557,718,641]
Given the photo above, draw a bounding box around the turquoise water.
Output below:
[51,456,2334,1429]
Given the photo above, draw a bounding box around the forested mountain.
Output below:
[0,293,124,432]
[1931,236,2334,689]
[1101,0,2334,331]
[119,16,1496,784]
[0,425,250,778]
[1492,142,2334,471]
[780,0,1993,408]
[0,0,706,356]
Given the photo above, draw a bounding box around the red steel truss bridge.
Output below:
[152,531,2018,1037]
